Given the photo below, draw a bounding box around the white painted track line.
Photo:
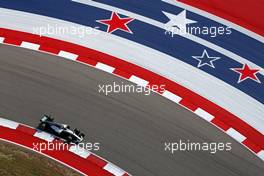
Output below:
[129,75,149,87]
[162,90,182,103]
[226,128,246,143]
[96,62,115,73]
[257,150,264,161]
[33,131,55,142]
[58,51,78,60]
[103,163,126,176]
[194,108,214,122]
[20,41,40,50]
[69,146,91,158]
[0,37,4,43]
[0,118,19,129]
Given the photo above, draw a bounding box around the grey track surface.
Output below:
[0,44,263,176]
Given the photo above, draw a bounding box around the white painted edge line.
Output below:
[69,145,91,159]
[20,41,40,50]
[0,37,4,43]
[257,150,264,161]
[0,118,19,129]
[226,128,246,143]
[129,75,149,87]
[96,62,115,73]
[194,108,215,122]
[58,50,78,60]
[33,131,55,142]
[103,163,126,176]
[162,90,182,103]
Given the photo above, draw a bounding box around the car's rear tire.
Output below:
[74,129,80,135]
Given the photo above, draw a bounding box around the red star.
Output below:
[231,64,261,83]
[97,12,134,34]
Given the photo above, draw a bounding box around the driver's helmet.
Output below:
[62,124,70,129]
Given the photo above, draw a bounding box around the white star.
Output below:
[192,49,220,68]
[163,10,197,35]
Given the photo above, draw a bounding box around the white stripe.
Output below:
[71,0,264,75]
[20,41,40,50]
[0,37,4,43]
[96,62,115,73]
[162,0,264,44]
[257,150,264,161]
[0,9,264,134]
[69,145,91,158]
[129,75,149,87]
[226,128,246,143]
[0,118,19,129]
[33,131,55,142]
[194,108,214,122]
[162,90,182,103]
[103,163,126,176]
[58,50,78,60]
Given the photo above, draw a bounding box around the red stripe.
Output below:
[179,99,198,111]
[211,118,229,131]
[3,38,22,45]
[113,69,132,79]
[88,154,108,167]
[242,139,262,153]
[39,45,60,55]
[76,56,98,66]
[17,124,36,135]
[178,0,264,37]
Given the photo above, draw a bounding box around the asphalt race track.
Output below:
[0,44,263,176]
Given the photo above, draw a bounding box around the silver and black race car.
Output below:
[37,115,85,144]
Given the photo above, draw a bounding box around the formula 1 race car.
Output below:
[37,115,85,144]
